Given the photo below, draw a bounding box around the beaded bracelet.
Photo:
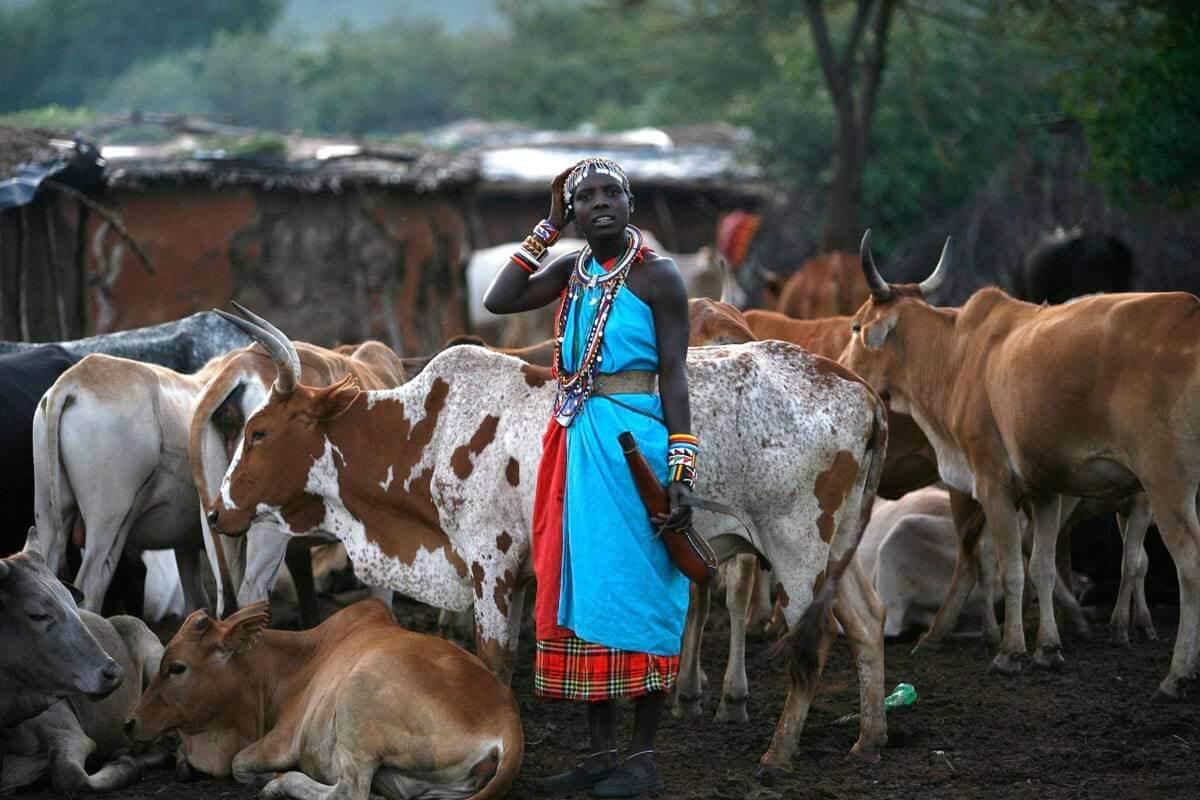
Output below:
[667,433,699,490]
[533,218,561,246]
[510,249,539,274]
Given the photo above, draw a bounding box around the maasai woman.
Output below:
[484,158,696,798]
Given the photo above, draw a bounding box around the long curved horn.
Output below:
[213,305,300,396]
[859,229,891,302]
[918,236,953,298]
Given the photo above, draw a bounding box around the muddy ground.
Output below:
[18,590,1199,800]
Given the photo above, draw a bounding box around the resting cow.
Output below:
[843,231,1199,698]
[126,599,523,800]
[206,308,890,772]
[1,530,165,794]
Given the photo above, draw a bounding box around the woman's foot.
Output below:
[592,751,664,798]
[535,750,618,794]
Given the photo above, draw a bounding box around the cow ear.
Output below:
[862,315,898,350]
[21,526,45,562]
[218,601,270,654]
[306,375,360,423]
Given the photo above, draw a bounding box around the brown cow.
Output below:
[189,339,406,621]
[126,599,521,799]
[843,231,1198,697]
[761,252,870,319]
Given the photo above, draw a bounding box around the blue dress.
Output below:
[555,257,690,656]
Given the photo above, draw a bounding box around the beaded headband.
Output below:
[564,157,634,216]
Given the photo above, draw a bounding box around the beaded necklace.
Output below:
[551,225,645,427]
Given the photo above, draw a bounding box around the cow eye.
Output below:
[250,430,267,444]
[28,612,52,623]
[851,323,861,333]
[168,663,187,676]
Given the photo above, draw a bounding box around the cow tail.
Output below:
[465,711,524,800]
[187,370,241,616]
[41,381,75,550]
[771,383,888,690]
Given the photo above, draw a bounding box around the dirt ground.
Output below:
[17,590,1200,800]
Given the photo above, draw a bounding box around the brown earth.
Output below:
[16,591,1199,800]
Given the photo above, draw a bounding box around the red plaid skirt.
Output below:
[534,636,680,701]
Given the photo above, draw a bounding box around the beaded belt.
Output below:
[592,370,659,396]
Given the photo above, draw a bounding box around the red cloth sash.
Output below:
[532,417,574,639]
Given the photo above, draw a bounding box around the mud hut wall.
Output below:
[474,186,761,253]
[86,186,471,355]
[0,196,88,342]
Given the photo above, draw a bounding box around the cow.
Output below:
[1,346,80,555]
[188,336,407,621]
[205,308,891,772]
[859,487,999,639]
[0,311,251,373]
[467,234,729,347]
[30,354,226,612]
[842,230,1200,698]
[758,251,870,319]
[2,528,167,795]
[1017,229,1134,305]
[125,599,523,800]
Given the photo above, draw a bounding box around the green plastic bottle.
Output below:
[883,683,917,710]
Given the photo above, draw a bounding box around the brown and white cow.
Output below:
[843,231,1199,697]
[206,307,890,771]
[126,599,521,799]
[188,336,406,619]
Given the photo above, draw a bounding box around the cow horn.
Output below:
[214,304,300,396]
[918,236,952,298]
[859,229,891,302]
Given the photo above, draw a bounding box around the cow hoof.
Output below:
[1032,646,1066,671]
[1136,624,1159,642]
[260,778,286,800]
[988,652,1027,675]
[1151,689,1181,704]
[1066,623,1092,642]
[848,744,883,765]
[671,695,705,719]
[753,763,792,785]
[1108,628,1131,648]
[715,696,749,724]
[176,759,198,783]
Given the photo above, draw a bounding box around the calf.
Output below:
[127,600,522,800]
[206,308,890,771]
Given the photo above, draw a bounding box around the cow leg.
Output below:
[915,489,985,652]
[1029,496,1068,670]
[284,543,319,628]
[980,495,1029,673]
[74,511,140,613]
[976,532,1001,648]
[261,773,342,800]
[716,553,755,723]
[749,563,774,637]
[1053,500,1091,641]
[672,581,709,718]
[833,557,887,762]
[1139,483,1200,700]
[471,561,526,685]
[238,522,291,610]
[34,703,141,793]
[1111,497,1156,645]
[174,546,206,614]
[755,618,836,778]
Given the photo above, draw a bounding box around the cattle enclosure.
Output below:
[17,590,1193,800]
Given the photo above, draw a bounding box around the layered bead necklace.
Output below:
[551,225,645,427]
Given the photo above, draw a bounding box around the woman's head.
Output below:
[564,158,634,239]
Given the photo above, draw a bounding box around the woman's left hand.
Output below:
[653,481,694,531]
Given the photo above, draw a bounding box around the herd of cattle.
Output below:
[0,223,1187,799]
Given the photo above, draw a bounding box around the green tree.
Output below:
[0,0,282,112]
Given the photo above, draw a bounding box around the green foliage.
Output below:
[1053,2,1200,209]
[196,133,289,159]
[0,104,97,130]
[0,0,283,112]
